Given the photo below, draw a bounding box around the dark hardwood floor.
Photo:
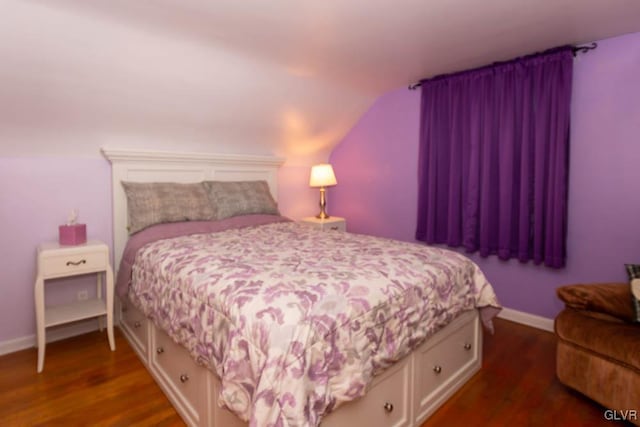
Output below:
[0,328,182,426]
[0,319,631,426]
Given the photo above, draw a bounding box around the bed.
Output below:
[102,147,501,427]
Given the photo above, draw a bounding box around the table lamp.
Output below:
[309,164,337,219]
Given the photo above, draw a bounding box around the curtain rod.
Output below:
[408,43,598,90]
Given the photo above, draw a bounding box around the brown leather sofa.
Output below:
[555,283,640,426]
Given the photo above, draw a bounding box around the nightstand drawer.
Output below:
[300,216,347,232]
[40,250,107,278]
[322,221,346,232]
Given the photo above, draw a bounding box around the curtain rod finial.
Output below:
[572,42,598,57]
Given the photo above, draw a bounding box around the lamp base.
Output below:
[316,187,330,219]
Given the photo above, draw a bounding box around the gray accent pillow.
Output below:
[204,180,279,220]
[625,264,640,322]
[122,182,215,234]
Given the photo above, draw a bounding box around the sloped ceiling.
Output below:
[1,0,640,164]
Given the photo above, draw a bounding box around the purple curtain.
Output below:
[415,47,573,268]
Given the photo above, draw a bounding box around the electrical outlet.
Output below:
[77,289,89,301]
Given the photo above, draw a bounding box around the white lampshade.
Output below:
[309,164,337,187]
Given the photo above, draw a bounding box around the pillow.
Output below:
[556,283,636,323]
[204,180,279,220]
[122,182,215,234]
[625,264,640,322]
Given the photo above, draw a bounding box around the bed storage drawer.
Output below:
[120,299,148,361]
[152,327,206,426]
[322,356,412,427]
[413,310,481,424]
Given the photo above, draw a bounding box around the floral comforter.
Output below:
[127,220,500,427]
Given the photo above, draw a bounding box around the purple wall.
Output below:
[329,32,640,319]
[0,157,112,342]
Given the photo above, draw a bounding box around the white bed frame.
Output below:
[102,147,482,427]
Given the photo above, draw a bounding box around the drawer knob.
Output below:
[330,226,339,230]
[156,347,164,354]
[179,374,189,383]
[383,402,394,413]
[464,343,472,350]
[133,321,142,328]
[122,306,128,313]
[66,259,87,266]
[433,365,442,374]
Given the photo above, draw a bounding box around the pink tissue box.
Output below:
[59,224,87,245]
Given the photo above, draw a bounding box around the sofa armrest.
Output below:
[556,283,635,323]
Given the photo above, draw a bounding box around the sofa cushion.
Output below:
[625,264,640,323]
[555,308,640,372]
[556,283,635,323]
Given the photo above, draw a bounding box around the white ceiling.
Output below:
[2,0,639,163]
[39,0,640,92]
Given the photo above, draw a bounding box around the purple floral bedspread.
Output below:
[126,221,500,427]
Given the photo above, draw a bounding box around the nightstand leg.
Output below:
[34,276,45,373]
[105,266,115,351]
[97,272,104,332]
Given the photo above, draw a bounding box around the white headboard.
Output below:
[101,147,285,271]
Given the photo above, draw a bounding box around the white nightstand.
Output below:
[34,240,115,373]
[300,216,347,232]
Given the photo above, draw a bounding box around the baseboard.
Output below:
[0,319,100,356]
[497,307,555,332]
